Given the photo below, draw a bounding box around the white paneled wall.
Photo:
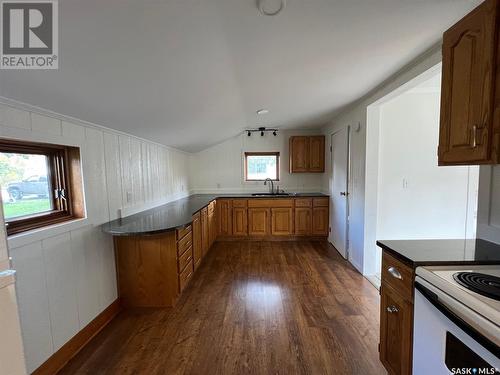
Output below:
[0,99,191,373]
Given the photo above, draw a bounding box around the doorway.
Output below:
[329,127,350,259]
[364,65,480,285]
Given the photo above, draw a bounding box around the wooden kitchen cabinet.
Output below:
[217,199,232,236]
[248,208,270,236]
[201,207,209,257]
[232,200,248,236]
[192,212,202,270]
[208,201,216,249]
[289,136,309,172]
[439,0,500,165]
[271,207,294,236]
[309,136,325,172]
[312,207,329,236]
[295,207,312,235]
[380,285,413,375]
[379,250,415,375]
[289,136,325,172]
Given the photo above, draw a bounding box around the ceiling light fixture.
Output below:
[256,109,269,115]
[244,127,279,137]
[257,0,286,16]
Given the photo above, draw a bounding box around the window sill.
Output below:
[7,217,89,249]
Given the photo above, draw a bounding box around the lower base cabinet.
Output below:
[295,207,312,235]
[248,208,270,236]
[379,251,415,375]
[232,206,248,236]
[312,207,329,236]
[113,197,329,309]
[379,285,413,375]
[218,197,329,238]
[192,212,202,270]
[271,207,294,235]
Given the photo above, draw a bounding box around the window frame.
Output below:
[244,152,280,181]
[0,139,84,236]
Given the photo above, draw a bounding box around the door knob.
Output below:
[340,192,348,196]
[386,306,399,314]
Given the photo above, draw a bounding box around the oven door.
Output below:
[413,277,500,375]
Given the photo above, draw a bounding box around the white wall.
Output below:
[322,45,443,274]
[0,98,191,373]
[376,90,478,241]
[477,166,500,244]
[190,129,325,194]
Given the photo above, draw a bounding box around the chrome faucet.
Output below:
[264,178,274,194]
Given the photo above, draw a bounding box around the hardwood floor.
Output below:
[60,241,385,375]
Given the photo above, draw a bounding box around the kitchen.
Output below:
[0,0,498,374]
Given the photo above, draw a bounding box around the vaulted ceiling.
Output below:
[0,0,480,152]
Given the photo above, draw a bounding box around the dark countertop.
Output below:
[101,193,328,236]
[377,239,500,267]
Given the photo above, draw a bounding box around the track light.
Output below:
[244,127,279,137]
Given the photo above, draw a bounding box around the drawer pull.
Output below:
[387,266,402,280]
[386,306,399,314]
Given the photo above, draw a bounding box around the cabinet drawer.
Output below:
[381,252,414,301]
[176,225,192,241]
[295,198,312,207]
[179,260,193,292]
[248,199,294,208]
[178,245,193,272]
[313,197,329,207]
[177,232,193,256]
[232,199,247,208]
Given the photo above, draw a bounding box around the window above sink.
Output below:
[244,152,279,181]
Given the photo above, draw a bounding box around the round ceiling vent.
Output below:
[257,0,286,16]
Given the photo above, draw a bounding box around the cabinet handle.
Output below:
[387,266,402,280]
[471,125,478,148]
[386,305,399,314]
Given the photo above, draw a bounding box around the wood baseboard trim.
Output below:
[32,299,121,375]
[216,236,328,242]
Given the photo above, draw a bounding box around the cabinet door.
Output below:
[232,207,248,236]
[218,199,232,236]
[201,207,209,257]
[208,211,215,248]
[295,207,312,235]
[248,208,270,236]
[439,0,498,165]
[380,285,413,375]
[271,207,294,236]
[312,207,329,236]
[192,213,202,270]
[309,136,325,172]
[290,136,309,172]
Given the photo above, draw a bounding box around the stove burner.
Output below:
[453,272,500,301]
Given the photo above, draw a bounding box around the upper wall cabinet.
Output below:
[289,136,325,173]
[438,0,500,165]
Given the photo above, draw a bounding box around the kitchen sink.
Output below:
[251,192,291,196]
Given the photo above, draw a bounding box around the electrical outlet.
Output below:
[217,183,221,189]
[126,191,132,203]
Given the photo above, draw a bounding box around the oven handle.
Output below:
[415,281,500,358]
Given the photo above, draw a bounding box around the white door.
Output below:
[329,127,349,258]
[0,197,27,375]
